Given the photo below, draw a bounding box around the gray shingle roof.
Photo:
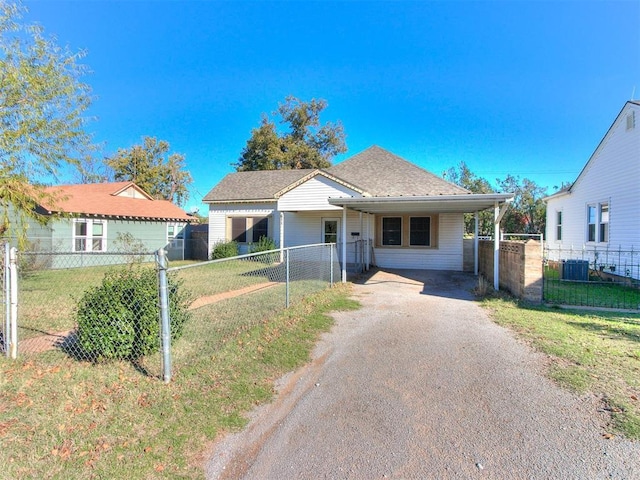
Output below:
[203,146,469,202]
[326,145,469,196]
[203,169,315,202]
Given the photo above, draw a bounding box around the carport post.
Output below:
[474,212,479,276]
[494,203,500,291]
[341,206,347,282]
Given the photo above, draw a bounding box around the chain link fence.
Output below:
[2,242,340,382]
[544,244,640,309]
[165,243,340,381]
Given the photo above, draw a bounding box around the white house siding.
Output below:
[281,210,370,266]
[546,102,640,251]
[373,213,464,270]
[208,203,277,255]
[278,176,361,212]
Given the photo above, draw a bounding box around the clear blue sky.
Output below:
[24,0,640,212]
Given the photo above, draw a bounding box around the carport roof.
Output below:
[328,193,514,214]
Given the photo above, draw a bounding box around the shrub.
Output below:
[211,240,238,259]
[76,265,191,361]
[249,236,277,253]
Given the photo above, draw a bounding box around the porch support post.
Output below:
[359,211,363,272]
[341,206,347,282]
[279,212,285,263]
[365,213,371,270]
[494,202,500,291]
[474,211,479,276]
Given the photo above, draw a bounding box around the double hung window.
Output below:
[587,203,609,243]
[73,219,106,252]
[230,217,270,243]
[381,215,432,247]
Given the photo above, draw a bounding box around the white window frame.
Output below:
[599,203,609,243]
[586,205,597,243]
[556,210,562,242]
[73,218,107,252]
[167,223,186,249]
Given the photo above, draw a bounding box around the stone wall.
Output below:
[478,240,543,303]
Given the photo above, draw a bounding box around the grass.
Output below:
[0,282,359,479]
[17,264,121,336]
[543,266,640,309]
[483,296,640,439]
[15,257,289,340]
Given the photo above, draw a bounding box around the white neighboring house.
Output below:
[544,101,640,277]
[203,146,513,278]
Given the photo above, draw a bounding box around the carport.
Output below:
[328,193,514,288]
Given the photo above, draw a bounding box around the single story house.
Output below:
[544,100,640,278]
[24,181,194,265]
[204,146,513,284]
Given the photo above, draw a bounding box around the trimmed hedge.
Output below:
[76,265,191,361]
[211,240,239,259]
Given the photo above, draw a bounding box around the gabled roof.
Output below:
[544,100,640,201]
[40,182,193,221]
[326,145,469,197]
[203,145,470,203]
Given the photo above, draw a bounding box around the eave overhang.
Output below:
[328,193,514,214]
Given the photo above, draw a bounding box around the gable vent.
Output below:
[627,111,636,130]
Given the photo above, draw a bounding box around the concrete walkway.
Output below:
[206,269,640,479]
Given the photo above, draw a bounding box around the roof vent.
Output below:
[627,111,635,130]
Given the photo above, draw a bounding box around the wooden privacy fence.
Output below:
[478,239,543,303]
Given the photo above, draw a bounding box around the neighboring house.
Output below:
[204,146,513,278]
[544,101,640,262]
[24,182,194,263]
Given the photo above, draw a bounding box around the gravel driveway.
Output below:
[206,269,640,479]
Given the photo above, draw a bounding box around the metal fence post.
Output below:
[156,248,172,383]
[9,247,18,359]
[4,243,10,357]
[285,248,290,308]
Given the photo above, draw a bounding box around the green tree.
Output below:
[445,162,495,235]
[0,1,94,240]
[105,136,192,206]
[496,175,547,235]
[236,96,347,171]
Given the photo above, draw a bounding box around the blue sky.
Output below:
[23,0,640,212]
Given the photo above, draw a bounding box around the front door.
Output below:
[322,218,340,244]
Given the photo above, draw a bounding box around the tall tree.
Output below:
[0,1,94,240]
[445,162,495,235]
[496,175,547,234]
[105,136,192,206]
[236,96,347,171]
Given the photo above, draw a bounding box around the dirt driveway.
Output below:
[206,269,640,479]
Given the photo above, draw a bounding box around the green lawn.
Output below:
[15,258,292,341]
[17,265,121,336]
[543,266,640,310]
[484,297,640,439]
[0,283,359,479]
